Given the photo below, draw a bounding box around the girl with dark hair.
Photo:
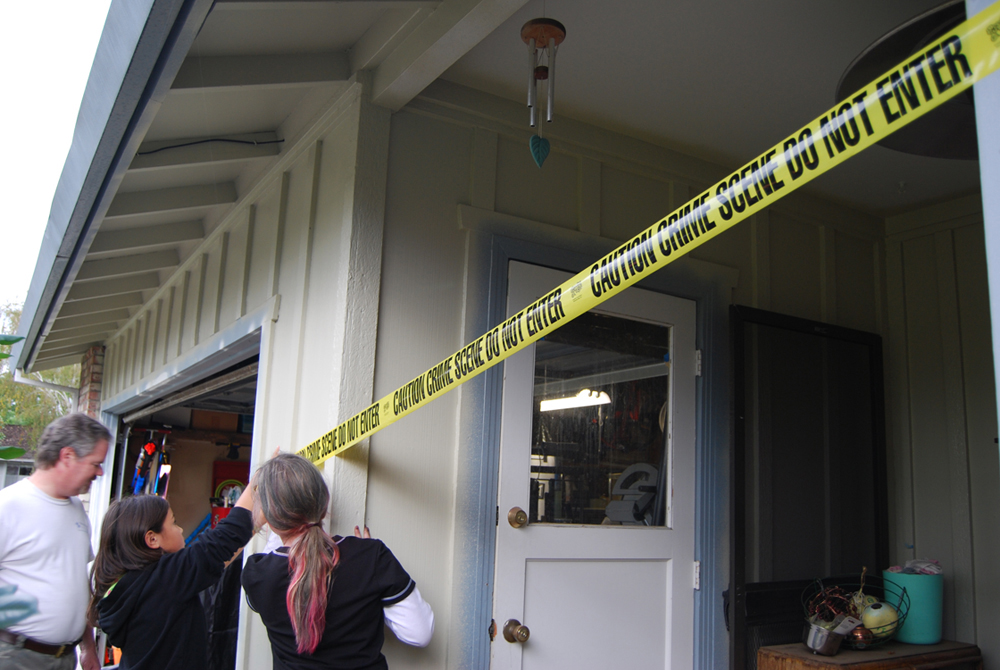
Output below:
[89,484,255,670]
[242,453,433,669]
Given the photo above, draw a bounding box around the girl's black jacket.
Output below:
[97,507,254,670]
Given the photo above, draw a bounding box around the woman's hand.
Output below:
[354,525,371,539]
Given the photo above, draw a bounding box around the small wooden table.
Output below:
[758,640,982,670]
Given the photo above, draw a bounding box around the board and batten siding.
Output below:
[369,80,887,669]
[98,78,390,670]
[376,83,999,666]
[884,194,1000,661]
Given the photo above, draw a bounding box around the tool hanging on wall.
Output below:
[154,451,171,497]
[521,17,565,168]
[149,430,169,497]
[130,428,171,496]
[131,441,157,495]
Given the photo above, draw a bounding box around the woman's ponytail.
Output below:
[285,523,339,654]
[253,453,340,655]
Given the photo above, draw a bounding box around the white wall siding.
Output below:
[97,77,398,670]
[371,81,888,668]
[884,197,1000,661]
[368,108,475,669]
[495,135,579,228]
[600,164,675,242]
[954,223,1000,665]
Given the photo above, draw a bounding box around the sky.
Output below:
[0,1,114,310]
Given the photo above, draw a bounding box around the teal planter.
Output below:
[883,571,943,644]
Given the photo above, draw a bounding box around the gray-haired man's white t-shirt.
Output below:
[0,479,93,644]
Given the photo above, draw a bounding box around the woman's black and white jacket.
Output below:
[242,532,433,670]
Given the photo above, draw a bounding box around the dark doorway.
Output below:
[729,306,888,670]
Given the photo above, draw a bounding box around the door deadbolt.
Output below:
[507,507,528,528]
[503,619,530,643]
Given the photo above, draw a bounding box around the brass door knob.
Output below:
[503,619,530,643]
[508,507,528,528]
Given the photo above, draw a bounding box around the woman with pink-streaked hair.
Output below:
[242,453,433,669]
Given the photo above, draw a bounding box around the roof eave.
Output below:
[14,0,214,372]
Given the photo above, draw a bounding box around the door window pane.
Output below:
[530,311,671,526]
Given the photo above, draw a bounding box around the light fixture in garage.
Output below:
[540,389,610,412]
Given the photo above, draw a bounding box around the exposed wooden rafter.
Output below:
[44,323,118,343]
[31,353,88,371]
[172,53,350,90]
[49,309,132,333]
[76,251,180,282]
[351,7,434,72]
[372,0,529,109]
[66,273,162,301]
[88,221,204,255]
[106,183,237,219]
[36,340,107,360]
[57,293,145,319]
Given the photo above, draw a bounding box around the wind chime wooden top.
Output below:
[520,18,566,48]
[522,18,565,168]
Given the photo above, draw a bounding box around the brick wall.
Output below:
[77,346,104,418]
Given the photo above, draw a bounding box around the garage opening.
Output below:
[104,356,258,670]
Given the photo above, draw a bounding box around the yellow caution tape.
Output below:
[300,1,1000,466]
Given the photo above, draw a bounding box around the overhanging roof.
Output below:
[16,0,530,372]
[15,0,983,373]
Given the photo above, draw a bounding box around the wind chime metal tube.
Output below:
[546,37,556,123]
[527,37,537,127]
[521,18,565,167]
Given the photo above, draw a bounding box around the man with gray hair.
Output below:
[0,413,111,670]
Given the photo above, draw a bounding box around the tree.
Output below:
[0,302,81,451]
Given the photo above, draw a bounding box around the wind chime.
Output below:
[521,17,566,168]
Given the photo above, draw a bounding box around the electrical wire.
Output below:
[137,137,284,156]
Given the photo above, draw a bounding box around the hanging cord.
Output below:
[137,137,284,156]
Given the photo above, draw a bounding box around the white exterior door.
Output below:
[492,262,696,670]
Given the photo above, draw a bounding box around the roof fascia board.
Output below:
[15,0,215,372]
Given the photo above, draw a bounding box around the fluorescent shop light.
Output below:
[539,389,611,412]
